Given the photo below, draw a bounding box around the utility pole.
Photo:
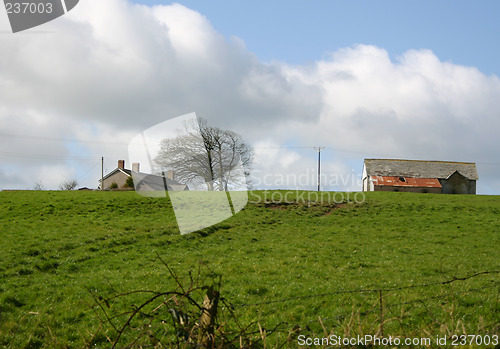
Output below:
[314,147,325,191]
[101,157,104,191]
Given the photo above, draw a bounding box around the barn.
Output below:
[362,159,478,194]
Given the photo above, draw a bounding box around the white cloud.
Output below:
[292,45,500,167]
[0,1,499,193]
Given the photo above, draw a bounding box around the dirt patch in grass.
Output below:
[322,203,348,215]
[264,202,295,210]
[262,201,350,215]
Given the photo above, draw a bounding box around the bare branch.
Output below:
[58,179,78,191]
[154,117,253,191]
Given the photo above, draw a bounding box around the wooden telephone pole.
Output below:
[314,147,325,191]
[101,157,104,191]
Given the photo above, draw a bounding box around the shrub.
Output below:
[59,179,78,191]
[110,182,118,189]
[124,176,134,188]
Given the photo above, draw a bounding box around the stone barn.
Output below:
[362,159,478,194]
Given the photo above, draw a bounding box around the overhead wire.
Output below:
[1,132,499,166]
[0,150,100,160]
[0,132,129,145]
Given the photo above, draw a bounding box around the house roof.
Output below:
[132,172,188,192]
[101,168,131,181]
[364,159,478,180]
[372,176,442,188]
[100,167,188,191]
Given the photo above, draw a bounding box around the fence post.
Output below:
[199,286,220,348]
[379,289,384,337]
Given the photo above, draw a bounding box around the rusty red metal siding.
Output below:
[371,176,442,188]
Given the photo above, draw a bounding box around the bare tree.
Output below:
[59,179,78,191]
[33,181,44,191]
[154,118,252,191]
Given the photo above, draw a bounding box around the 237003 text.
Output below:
[297,334,498,347]
[450,334,498,346]
[5,2,53,14]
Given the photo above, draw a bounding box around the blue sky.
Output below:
[1,0,499,193]
[132,0,500,76]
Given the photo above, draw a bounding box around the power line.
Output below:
[0,132,128,146]
[254,145,326,150]
[75,159,102,183]
[1,132,499,166]
[0,150,100,160]
[254,145,500,166]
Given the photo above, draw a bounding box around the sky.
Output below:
[1,0,499,193]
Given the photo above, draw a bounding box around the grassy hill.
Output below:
[0,190,498,347]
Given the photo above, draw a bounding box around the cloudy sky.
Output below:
[1,0,499,193]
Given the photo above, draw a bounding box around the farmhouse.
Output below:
[362,159,478,194]
[99,160,188,191]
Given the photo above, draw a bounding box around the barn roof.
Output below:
[364,159,478,180]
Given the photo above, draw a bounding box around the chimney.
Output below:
[132,163,140,172]
[118,160,125,169]
[167,170,174,180]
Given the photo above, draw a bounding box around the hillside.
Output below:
[0,190,498,347]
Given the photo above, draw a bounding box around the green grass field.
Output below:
[0,190,498,348]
